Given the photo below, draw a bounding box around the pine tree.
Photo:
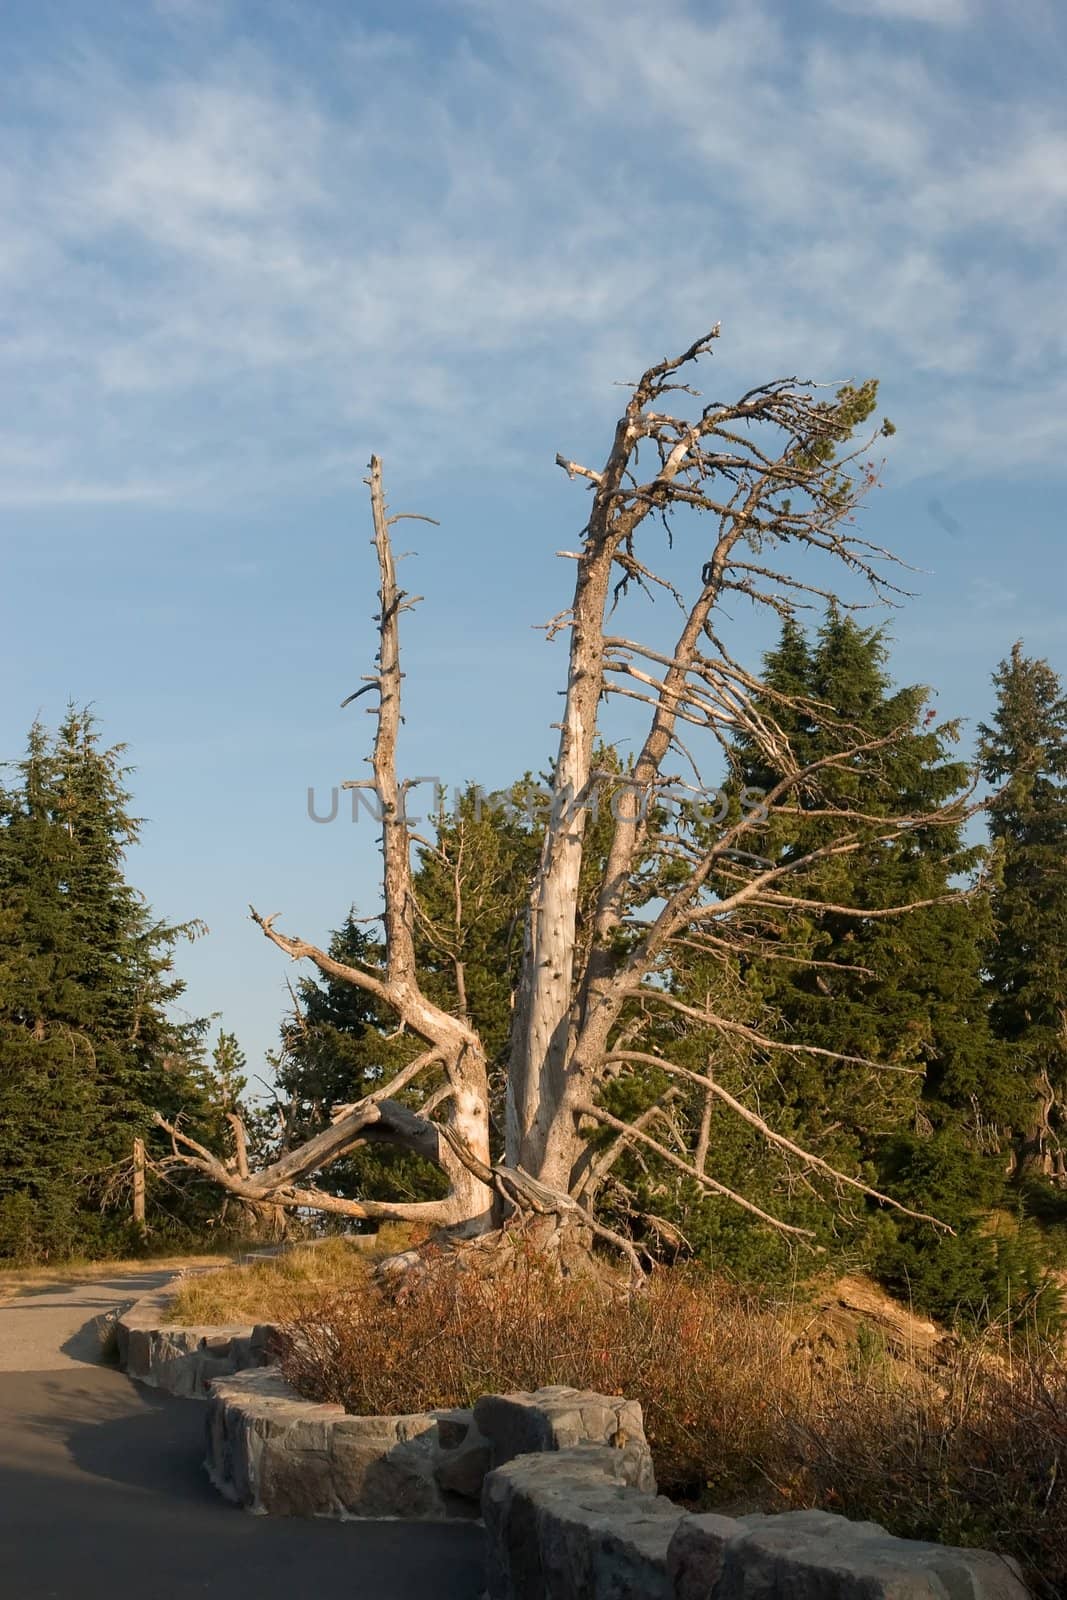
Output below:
[598,613,1016,1309]
[408,782,542,1068]
[0,710,213,1259]
[0,724,103,1257]
[201,1031,249,1117]
[734,611,997,1143]
[979,643,1067,1184]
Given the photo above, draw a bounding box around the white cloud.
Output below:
[0,0,1065,508]
[827,0,973,21]
[0,480,177,509]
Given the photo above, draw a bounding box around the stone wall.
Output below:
[204,1373,654,1521]
[485,1450,1033,1600]
[115,1280,277,1398]
[119,1285,1033,1595]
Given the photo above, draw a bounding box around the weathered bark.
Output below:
[159,333,970,1262]
[160,458,495,1237]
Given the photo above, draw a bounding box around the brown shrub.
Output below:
[279,1251,1065,1596]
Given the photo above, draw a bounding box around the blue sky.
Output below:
[2,0,1065,1085]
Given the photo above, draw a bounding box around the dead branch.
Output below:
[602,1052,951,1230]
[575,1100,817,1242]
[624,991,924,1076]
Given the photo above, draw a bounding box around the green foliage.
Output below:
[979,643,1067,1177]
[872,1132,1063,1333]
[203,1031,248,1114]
[0,709,216,1261]
[595,611,1014,1301]
[260,629,1067,1322]
[410,780,543,1066]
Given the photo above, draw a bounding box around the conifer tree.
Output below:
[980,644,1067,1183]
[408,783,542,1068]
[594,614,1012,1305]
[205,1030,249,1115]
[731,611,997,1146]
[0,709,212,1259]
[0,724,102,1257]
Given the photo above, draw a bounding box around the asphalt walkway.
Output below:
[0,1270,485,1599]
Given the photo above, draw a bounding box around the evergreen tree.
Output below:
[0,723,103,1257]
[596,614,1025,1315]
[409,782,542,1068]
[979,644,1067,1184]
[0,710,213,1259]
[205,1030,249,1115]
[733,611,998,1146]
[723,616,1060,1323]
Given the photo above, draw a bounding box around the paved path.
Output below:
[0,1271,484,1599]
[0,1268,177,1370]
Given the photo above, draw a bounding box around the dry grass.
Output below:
[163,1230,418,1325]
[280,1250,1065,1597]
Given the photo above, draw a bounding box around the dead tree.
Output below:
[158,328,966,1263]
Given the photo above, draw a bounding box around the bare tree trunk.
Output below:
[156,332,964,1265]
[507,542,618,1182]
[157,458,495,1239]
[132,1137,146,1231]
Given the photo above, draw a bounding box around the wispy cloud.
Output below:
[827,0,974,22]
[0,480,176,509]
[1,0,1065,512]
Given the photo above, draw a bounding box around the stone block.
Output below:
[484,1446,684,1600]
[669,1508,1031,1600]
[116,1275,281,1397]
[667,1512,742,1600]
[435,1408,475,1450]
[201,1334,235,1356]
[329,1418,445,1518]
[474,1386,655,1493]
[475,1390,554,1462]
[435,1422,492,1501]
[196,1352,238,1392]
[258,1445,336,1518]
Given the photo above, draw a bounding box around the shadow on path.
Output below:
[0,1369,484,1600]
[0,1269,174,1307]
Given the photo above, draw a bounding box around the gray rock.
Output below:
[206,1369,343,1510]
[475,1390,554,1461]
[434,1420,492,1500]
[328,1412,445,1517]
[669,1508,1032,1600]
[258,1445,336,1518]
[484,1446,684,1600]
[197,1352,239,1390]
[474,1386,655,1494]
[667,1512,742,1600]
[206,1371,458,1519]
[356,1432,447,1519]
[436,1408,476,1449]
[115,1275,280,1397]
[201,1334,235,1356]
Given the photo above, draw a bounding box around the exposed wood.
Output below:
[132,1137,145,1229]
[154,332,967,1264]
